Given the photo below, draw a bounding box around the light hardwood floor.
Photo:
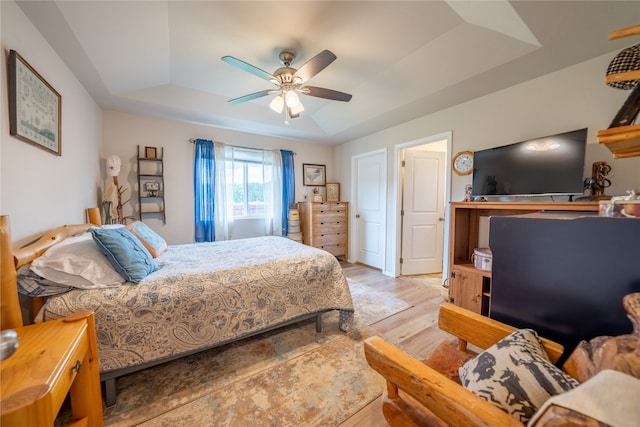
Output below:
[337,263,452,427]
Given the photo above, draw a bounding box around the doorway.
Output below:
[400,148,445,275]
[395,133,451,277]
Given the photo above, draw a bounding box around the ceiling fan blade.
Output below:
[221,56,275,82]
[301,86,352,102]
[293,50,337,83]
[228,89,276,104]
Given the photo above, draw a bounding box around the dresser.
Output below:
[298,201,348,258]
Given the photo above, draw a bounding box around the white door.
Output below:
[353,150,386,269]
[400,149,445,275]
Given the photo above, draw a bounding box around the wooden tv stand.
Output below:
[447,201,599,315]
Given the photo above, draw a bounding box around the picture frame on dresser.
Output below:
[326,183,340,201]
[303,164,326,186]
[8,50,62,156]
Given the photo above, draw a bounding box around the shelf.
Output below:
[608,24,640,40]
[137,145,165,224]
[597,124,640,159]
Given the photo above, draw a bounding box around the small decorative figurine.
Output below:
[464,184,472,202]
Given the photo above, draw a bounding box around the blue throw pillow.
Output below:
[90,227,157,283]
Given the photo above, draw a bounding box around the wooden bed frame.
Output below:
[1,210,331,407]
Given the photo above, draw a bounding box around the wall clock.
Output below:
[452,151,474,176]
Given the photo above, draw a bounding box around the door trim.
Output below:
[350,148,387,271]
[392,131,452,277]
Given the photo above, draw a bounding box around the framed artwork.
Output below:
[144,181,160,197]
[326,183,340,201]
[303,163,326,186]
[8,50,62,156]
[145,146,157,159]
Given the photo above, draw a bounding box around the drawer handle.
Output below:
[71,360,82,374]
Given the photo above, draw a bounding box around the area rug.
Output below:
[58,279,411,426]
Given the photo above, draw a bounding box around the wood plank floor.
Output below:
[338,263,451,427]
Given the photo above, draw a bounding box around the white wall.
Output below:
[1,1,102,246]
[103,110,336,244]
[336,51,640,276]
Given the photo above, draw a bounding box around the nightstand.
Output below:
[1,310,104,427]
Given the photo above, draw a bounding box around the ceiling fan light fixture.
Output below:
[269,95,284,113]
[290,101,304,116]
[285,90,300,108]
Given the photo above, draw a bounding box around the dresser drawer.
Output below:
[314,233,346,246]
[312,212,346,224]
[314,202,347,212]
[317,243,346,256]
[314,221,345,234]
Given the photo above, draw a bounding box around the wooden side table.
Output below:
[1,311,104,427]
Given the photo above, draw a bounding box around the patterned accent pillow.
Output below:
[459,329,579,423]
[17,263,73,297]
[126,221,167,258]
[90,227,158,283]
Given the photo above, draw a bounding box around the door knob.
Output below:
[355,214,360,218]
[439,217,445,221]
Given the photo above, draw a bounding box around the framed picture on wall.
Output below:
[8,50,62,156]
[303,164,326,186]
[145,146,157,159]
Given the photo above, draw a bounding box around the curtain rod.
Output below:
[188,138,296,154]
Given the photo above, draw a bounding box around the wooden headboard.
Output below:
[0,208,103,329]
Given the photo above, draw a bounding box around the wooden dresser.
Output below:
[298,201,348,258]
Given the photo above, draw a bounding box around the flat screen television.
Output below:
[471,128,587,198]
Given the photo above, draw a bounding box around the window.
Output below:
[226,148,273,218]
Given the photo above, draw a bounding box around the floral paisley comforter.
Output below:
[37,236,354,373]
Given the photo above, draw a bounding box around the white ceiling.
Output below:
[17,1,640,145]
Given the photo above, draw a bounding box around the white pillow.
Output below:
[30,231,125,288]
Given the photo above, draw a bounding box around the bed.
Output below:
[2,213,354,406]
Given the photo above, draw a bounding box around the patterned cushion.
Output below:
[459,329,579,423]
[90,227,158,283]
[126,221,167,258]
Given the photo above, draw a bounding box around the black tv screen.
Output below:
[472,128,587,198]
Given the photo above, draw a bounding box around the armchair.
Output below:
[363,303,566,427]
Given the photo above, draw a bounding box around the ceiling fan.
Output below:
[221,49,352,122]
